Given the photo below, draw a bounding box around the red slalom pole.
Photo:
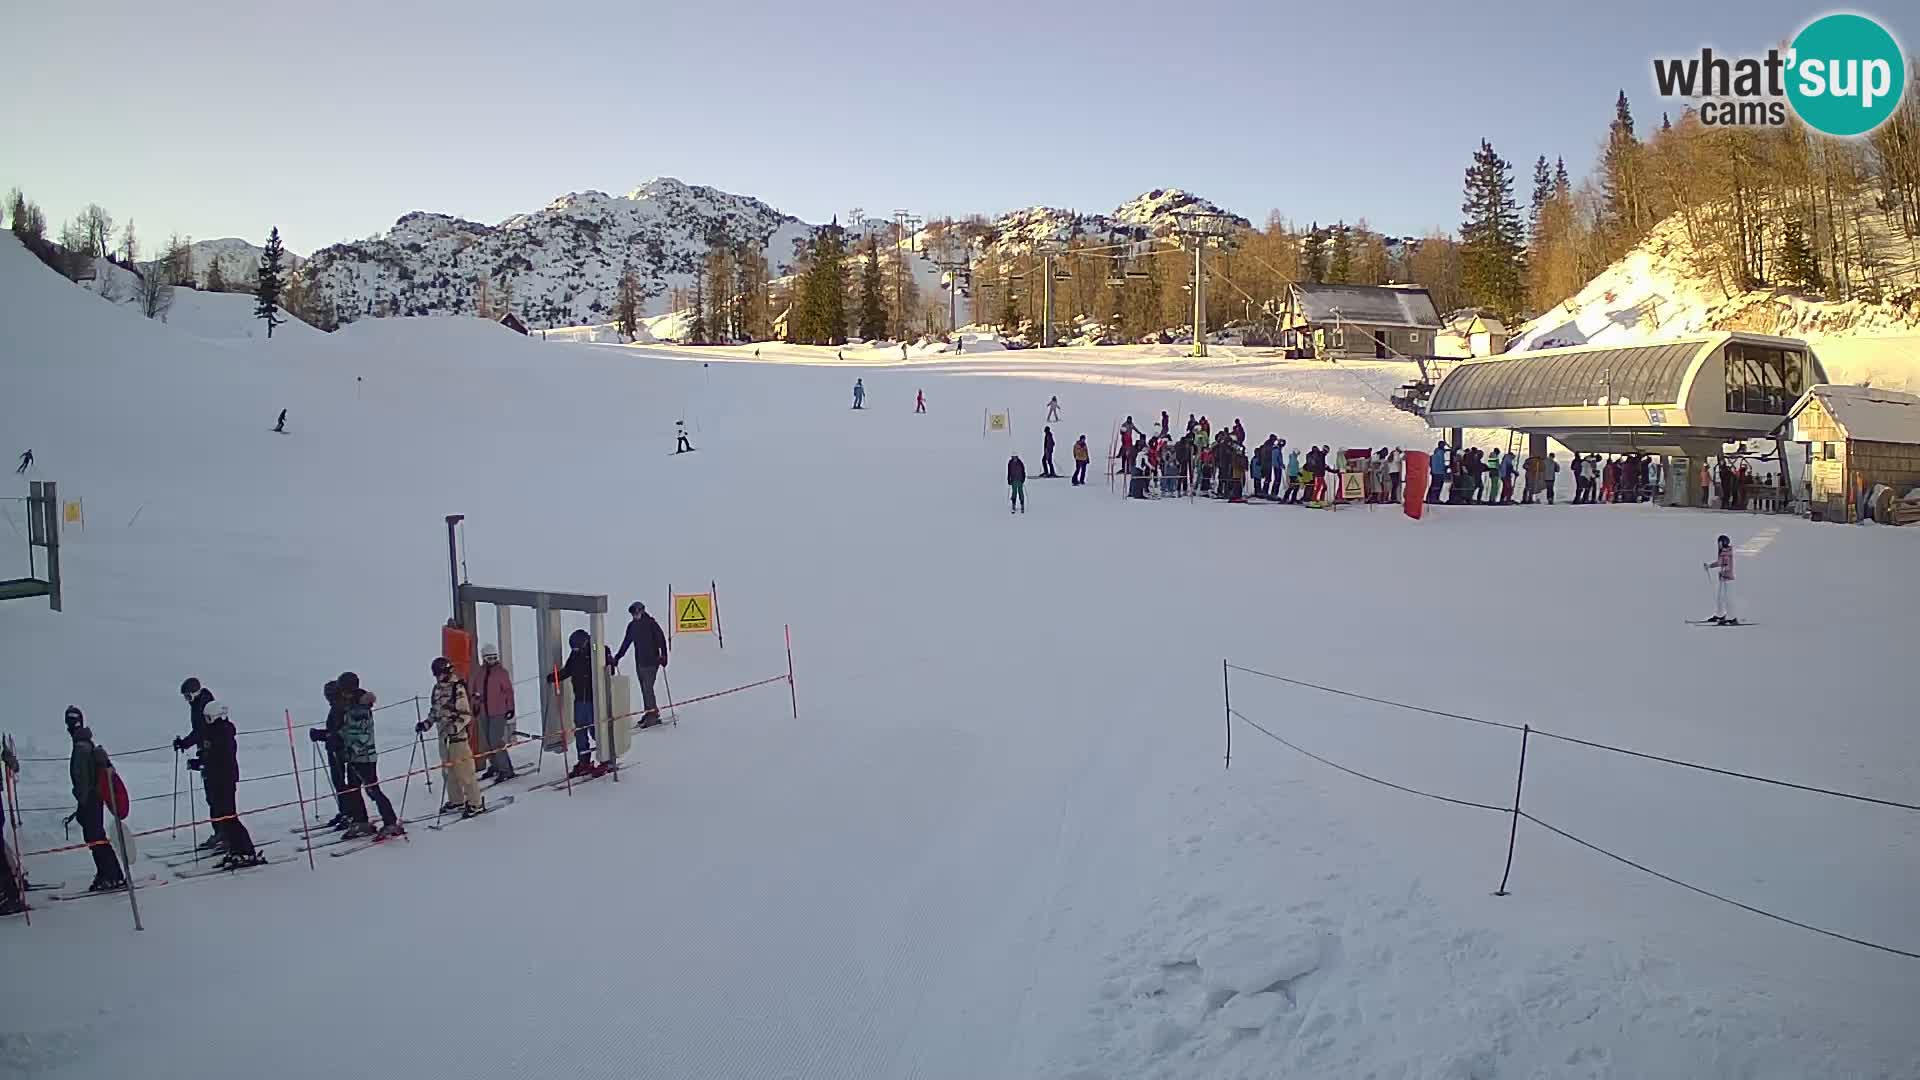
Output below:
[284,710,317,871]
[785,624,798,720]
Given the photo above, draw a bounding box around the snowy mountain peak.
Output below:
[1112,188,1245,229]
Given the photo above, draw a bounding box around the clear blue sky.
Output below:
[4,0,1911,256]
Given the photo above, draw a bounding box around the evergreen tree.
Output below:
[1777,216,1824,292]
[206,254,226,292]
[857,239,887,339]
[1601,91,1645,246]
[1554,156,1570,193]
[786,221,848,345]
[1300,223,1328,283]
[1459,140,1526,319]
[1327,222,1353,283]
[1529,155,1553,243]
[999,279,1019,335]
[256,227,286,337]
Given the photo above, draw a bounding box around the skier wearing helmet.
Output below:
[195,701,263,868]
[173,677,226,854]
[419,657,484,817]
[612,602,669,727]
[1704,534,1739,625]
[549,629,603,777]
[472,645,517,782]
[66,706,127,892]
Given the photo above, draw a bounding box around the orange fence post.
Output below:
[284,710,317,871]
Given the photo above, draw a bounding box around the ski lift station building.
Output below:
[1425,332,1826,461]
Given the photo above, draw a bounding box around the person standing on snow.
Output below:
[675,421,694,454]
[612,602,668,727]
[472,645,517,780]
[1704,534,1738,625]
[1046,396,1061,422]
[550,629,602,777]
[1499,449,1517,504]
[196,702,263,868]
[1041,426,1058,478]
[419,657,484,817]
[1427,440,1449,504]
[274,409,287,434]
[1521,452,1543,504]
[915,390,925,414]
[336,672,401,839]
[1545,452,1560,504]
[1007,454,1027,514]
[1071,436,1089,485]
[65,707,127,892]
[0,738,26,914]
[174,677,227,854]
[308,680,354,829]
[852,379,865,410]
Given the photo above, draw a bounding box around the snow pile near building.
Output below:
[1512,215,1920,391]
[1,231,1917,1080]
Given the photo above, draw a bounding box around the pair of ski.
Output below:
[526,768,615,793]
[325,795,517,853]
[160,839,283,869]
[1685,618,1755,627]
[175,853,294,880]
[45,874,168,902]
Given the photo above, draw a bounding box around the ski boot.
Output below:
[568,757,598,780]
[219,852,268,870]
[196,833,227,853]
[439,800,461,815]
[0,896,27,917]
[87,876,128,894]
[341,821,375,840]
[374,821,407,841]
[460,802,486,819]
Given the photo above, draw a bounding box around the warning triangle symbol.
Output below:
[679,597,707,622]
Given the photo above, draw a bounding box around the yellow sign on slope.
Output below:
[674,593,714,634]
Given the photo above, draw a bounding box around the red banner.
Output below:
[1403,450,1430,520]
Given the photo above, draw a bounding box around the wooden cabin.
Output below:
[1786,384,1920,523]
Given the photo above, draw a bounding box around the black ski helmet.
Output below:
[64,705,83,732]
[180,676,201,697]
[431,656,452,679]
[323,680,339,700]
[628,601,645,616]
[1718,534,1731,547]
[569,629,591,650]
[338,671,360,693]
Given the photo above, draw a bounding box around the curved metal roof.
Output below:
[1429,339,1712,413]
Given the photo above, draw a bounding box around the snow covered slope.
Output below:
[2,232,1917,1080]
[1513,214,1920,391]
[83,256,317,342]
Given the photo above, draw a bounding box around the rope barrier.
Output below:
[1228,709,1509,814]
[1516,812,1920,961]
[1225,663,1920,813]
[1227,691,1920,962]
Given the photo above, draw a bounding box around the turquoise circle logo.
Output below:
[1786,13,1906,136]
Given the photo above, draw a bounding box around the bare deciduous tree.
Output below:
[137,264,174,320]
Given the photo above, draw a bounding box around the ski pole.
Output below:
[427,730,448,829]
[170,749,180,837]
[413,696,433,793]
[398,725,421,821]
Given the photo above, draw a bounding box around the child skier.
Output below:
[852,379,865,409]
[1704,534,1738,625]
[1007,454,1027,513]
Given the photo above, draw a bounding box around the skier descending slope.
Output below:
[1703,534,1739,625]
[66,707,127,892]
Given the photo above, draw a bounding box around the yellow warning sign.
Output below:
[673,593,714,634]
[986,412,1009,432]
[62,499,83,528]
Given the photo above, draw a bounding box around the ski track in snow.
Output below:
[1,232,1918,1079]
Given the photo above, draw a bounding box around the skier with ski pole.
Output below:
[1702,534,1739,625]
